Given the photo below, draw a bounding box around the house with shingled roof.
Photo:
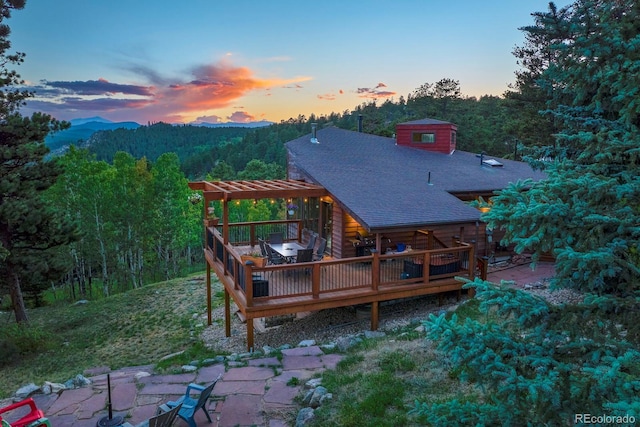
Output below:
[285,118,546,260]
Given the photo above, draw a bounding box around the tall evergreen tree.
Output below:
[0,0,77,321]
[413,1,640,424]
[486,0,640,295]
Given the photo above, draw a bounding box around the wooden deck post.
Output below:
[206,263,212,326]
[371,301,379,331]
[247,320,254,351]
[244,263,254,307]
[371,249,379,291]
[312,264,320,298]
[224,289,231,337]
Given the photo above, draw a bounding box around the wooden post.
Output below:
[206,263,212,326]
[246,319,254,352]
[371,249,379,291]
[312,264,320,298]
[245,262,254,307]
[424,251,431,284]
[371,301,379,331]
[224,289,231,337]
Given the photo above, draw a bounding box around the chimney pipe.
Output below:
[358,114,363,132]
[311,123,319,143]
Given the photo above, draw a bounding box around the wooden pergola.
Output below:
[188,179,329,328]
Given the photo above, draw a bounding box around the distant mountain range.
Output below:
[45,116,273,153]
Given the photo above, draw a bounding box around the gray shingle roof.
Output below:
[286,126,546,231]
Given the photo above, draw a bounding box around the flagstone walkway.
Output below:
[29,345,342,427]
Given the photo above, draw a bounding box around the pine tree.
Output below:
[487,0,640,295]
[0,1,77,322]
[412,1,640,424]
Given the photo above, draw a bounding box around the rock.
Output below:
[298,339,316,347]
[262,345,276,355]
[305,378,322,389]
[295,407,315,426]
[364,331,385,339]
[15,383,39,398]
[181,365,197,373]
[201,357,224,366]
[335,335,362,352]
[159,350,185,362]
[73,300,89,305]
[309,386,328,408]
[414,325,425,333]
[302,389,314,406]
[320,343,336,351]
[74,375,91,388]
[134,372,151,380]
[320,392,333,405]
[42,381,66,395]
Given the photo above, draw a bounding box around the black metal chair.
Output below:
[269,232,283,244]
[314,238,327,260]
[306,232,317,250]
[296,248,314,263]
[266,244,287,265]
[258,238,269,257]
[293,248,314,277]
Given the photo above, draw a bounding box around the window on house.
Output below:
[412,132,435,143]
[451,131,457,145]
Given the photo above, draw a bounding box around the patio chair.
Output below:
[258,238,269,257]
[314,237,327,261]
[266,245,287,265]
[122,403,181,427]
[292,248,314,277]
[0,398,51,427]
[159,375,221,427]
[268,232,283,244]
[306,232,317,250]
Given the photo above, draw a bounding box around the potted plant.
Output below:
[241,251,267,267]
[188,193,203,205]
[287,202,298,216]
[205,205,219,227]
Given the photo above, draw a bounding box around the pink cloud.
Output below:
[227,111,255,123]
[356,83,397,99]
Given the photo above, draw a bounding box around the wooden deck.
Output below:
[203,227,477,350]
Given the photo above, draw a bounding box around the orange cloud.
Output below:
[25,59,312,124]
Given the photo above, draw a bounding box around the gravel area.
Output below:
[201,293,461,354]
[200,267,583,354]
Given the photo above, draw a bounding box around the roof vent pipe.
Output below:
[358,114,363,132]
[311,123,319,144]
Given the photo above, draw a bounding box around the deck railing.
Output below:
[223,220,303,247]
[205,226,474,308]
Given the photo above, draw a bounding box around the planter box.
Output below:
[241,255,267,268]
[204,218,219,227]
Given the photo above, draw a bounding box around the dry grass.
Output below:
[0,273,224,398]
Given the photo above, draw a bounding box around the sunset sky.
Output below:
[9,0,571,125]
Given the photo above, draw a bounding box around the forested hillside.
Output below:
[69,78,556,180]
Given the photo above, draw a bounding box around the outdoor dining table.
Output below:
[269,242,306,262]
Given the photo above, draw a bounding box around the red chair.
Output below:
[0,398,51,427]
